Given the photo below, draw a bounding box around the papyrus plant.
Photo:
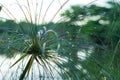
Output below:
[0,0,74,80]
[10,26,60,80]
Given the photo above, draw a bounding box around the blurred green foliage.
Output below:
[0,6,2,11]
[0,1,120,80]
[55,1,120,80]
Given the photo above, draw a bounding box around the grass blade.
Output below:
[42,0,55,23]
[37,0,43,24]
[10,53,28,68]
[50,0,70,21]
[20,55,34,80]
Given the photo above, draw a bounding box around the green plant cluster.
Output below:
[0,1,120,80]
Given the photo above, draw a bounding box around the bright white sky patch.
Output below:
[0,0,109,23]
